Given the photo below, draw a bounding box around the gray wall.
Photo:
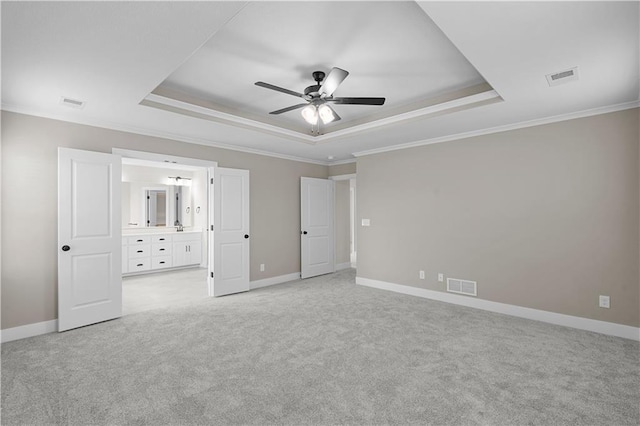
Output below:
[357,108,640,327]
[1,111,327,329]
[328,162,356,176]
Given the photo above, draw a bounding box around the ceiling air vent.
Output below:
[546,67,579,87]
[447,278,477,297]
[60,96,85,109]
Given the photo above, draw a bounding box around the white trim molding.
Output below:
[356,276,640,341]
[250,272,300,290]
[1,102,330,166]
[329,173,356,181]
[1,320,58,343]
[353,100,640,158]
[143,89,500,146]
[336,262,352,271]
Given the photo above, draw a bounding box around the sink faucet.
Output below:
[175,221,184,232]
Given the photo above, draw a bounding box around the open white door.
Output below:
[58,148,122,332]
[212,167,250,297]
[301,177,335,279]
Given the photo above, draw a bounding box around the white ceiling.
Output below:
[2,1,638,164]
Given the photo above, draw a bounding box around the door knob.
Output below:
[61,245,70,251]
[244,234,249,239]
[302,231,308,235]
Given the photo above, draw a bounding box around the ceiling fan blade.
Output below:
[319,67,349,96]
[255,81,306,99]
[329,97,386,106]
[269,103,308,115]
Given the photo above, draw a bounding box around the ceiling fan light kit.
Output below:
[301,104,319,125]
[317,104,335,124]
[255,67,386,132]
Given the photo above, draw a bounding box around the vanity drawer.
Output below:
[153,256,173,269]
[152,244,172,256]
[128,236,151,245]
[151,235,172,244]
[128,259,151,272]
[128,244,151,258]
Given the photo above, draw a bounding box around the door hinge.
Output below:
[211,178,214,184]
[210,272,214,278]
[210,225,214,231]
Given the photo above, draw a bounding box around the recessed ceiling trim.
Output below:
[142,93,317,144]
[312,90,501,145]
[143,89,502,146]
[353,100,640,158]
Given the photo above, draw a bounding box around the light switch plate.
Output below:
[599,295,610,309]
[361,219,370,227]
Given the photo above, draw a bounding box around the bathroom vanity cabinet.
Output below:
[122,231,202,275]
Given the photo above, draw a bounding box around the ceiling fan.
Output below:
[255,67,385,126]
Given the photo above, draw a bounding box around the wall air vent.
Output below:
[546,67,579,87]
[60,96,85,109]
[447,278,477,296]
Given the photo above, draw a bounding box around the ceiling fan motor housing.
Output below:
[312,71,325,83]
[304,85,322,97]
[304,71,326,97]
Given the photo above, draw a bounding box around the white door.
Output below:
[301,177,335,279]
[58,148,122,332]
[212,167,250,297]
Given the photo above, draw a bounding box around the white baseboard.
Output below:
[356,276,640,341]
[336,262,352,271]
[1,319,58,343]
[250,272,300,290]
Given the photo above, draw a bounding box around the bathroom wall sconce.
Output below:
[167,176,192,186]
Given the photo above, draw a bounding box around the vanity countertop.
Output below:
[122,228,202,236]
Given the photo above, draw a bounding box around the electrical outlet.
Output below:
[260,264,265,272]
[419,270,425,280]
[599,295,610,309]
[438,273,444,282]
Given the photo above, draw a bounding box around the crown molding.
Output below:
[328,158,357,166]
[352,100,640,158]
[143,88,501,146]
[0,103,330,166]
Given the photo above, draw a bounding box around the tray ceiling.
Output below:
[1,1,638,163]
[147,1,498,141]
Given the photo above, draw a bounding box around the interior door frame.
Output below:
[112,148,218,296]
[329,173,356,269]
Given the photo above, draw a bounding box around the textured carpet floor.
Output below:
[2,269,639,425]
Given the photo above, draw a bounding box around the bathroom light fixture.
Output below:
[168,176,192,186]
[301,104,318,125]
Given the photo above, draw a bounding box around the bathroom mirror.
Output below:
[146,189,167,227]
[121,163,195,229]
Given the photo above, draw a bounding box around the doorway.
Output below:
[58,147,251,331]
[330,173,357,270]
[119,154,211,315]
